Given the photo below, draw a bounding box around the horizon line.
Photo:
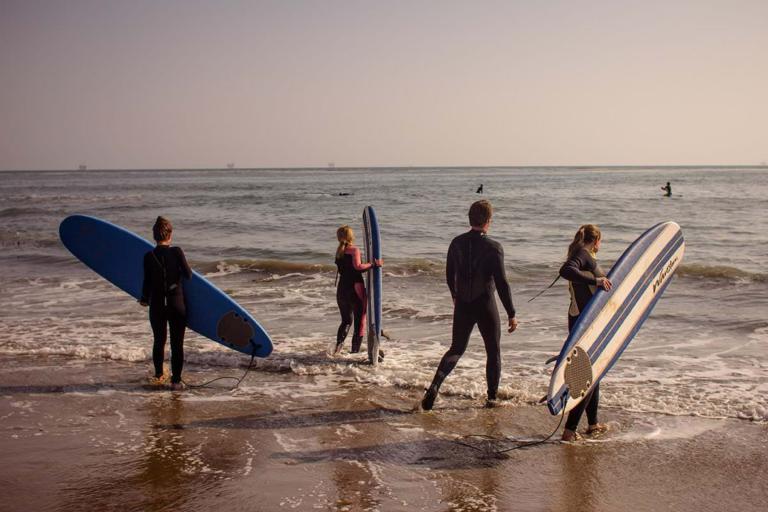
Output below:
[2,164,767,173]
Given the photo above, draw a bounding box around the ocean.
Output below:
[1,166,767,421]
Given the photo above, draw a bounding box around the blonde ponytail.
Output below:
[567,224,601,259]
[336,225,354,259]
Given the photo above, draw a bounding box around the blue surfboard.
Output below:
[362,206,382,365]
[59,215,273,358]
[546,221,684,415]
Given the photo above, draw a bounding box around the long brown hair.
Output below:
[567,224,601,259]
[336,225,354,259]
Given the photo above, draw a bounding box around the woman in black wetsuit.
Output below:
[333,225,382,355]
[139,216,192,390]
[559,224,612,440]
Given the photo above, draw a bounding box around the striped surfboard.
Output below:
[362,206,382,365]
[546,221,684,416]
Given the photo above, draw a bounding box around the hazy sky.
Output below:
[1,0,766,170]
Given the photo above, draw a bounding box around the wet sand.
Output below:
[0,354,766,512]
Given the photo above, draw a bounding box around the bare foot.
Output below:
[561,429,583,442]
[587,423,609,435]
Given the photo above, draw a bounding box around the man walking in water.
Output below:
[661,181,672,197]
[421,200,519,410]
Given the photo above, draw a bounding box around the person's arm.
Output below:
[140,253,150,306]
[446,241,457,300]
[175,247,192,279]
[492,246,516,320]
[559,250,598,285]
[350,247,372,272]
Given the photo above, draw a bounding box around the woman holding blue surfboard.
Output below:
[333,225,382,355]
[559,224,611,441]
[139,216,192,390]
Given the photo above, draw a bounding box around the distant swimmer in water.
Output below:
[338,193,351,196]
[661,182,672,197]
[421,200,518,411]
[139,216,192,391]
[558,224,612,441]
[476,184,484,194]
[333,225,383,355]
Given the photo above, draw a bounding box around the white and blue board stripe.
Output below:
[547,221,684,415]
[363,206,382,366]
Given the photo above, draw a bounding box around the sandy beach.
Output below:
[1,353,765,512]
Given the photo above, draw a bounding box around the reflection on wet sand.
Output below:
[553,445,603,512]
[57,392,251,512]
[324,394,382,511]
[137,395,195,511]
[432,412,504,511]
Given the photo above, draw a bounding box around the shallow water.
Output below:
[1,167,766,421]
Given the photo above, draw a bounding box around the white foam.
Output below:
[273,432,304,452]
[2,253,767,423]
[179,394,250,403]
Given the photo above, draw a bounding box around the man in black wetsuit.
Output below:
[421,200,519,410]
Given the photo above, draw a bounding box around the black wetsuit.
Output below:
[428,229,516,399]
[141,245,192,384]
[335,250,369,353]
[559,247,605,430]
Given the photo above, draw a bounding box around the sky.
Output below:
[1,0,766,170]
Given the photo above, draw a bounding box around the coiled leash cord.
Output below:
[453,402,567,454]
[181,353,256,390]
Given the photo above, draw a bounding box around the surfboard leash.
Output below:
[452,403,567,454]
[527,274,561,302]
[181,353,256,390]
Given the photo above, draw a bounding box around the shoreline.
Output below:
[1,353,766,511]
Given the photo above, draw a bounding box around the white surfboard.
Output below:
[546,221,684,415]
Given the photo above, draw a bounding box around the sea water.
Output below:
[1,167,766,421]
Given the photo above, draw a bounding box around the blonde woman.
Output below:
[558,224,612,440]
[333,225,382,354]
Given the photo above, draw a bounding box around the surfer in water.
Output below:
[333,225,382,356]
[559,224,612,440]
[661,181,672,197]
[476,184,484,194]
[139,216,192,391]
[421,200,518,410]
